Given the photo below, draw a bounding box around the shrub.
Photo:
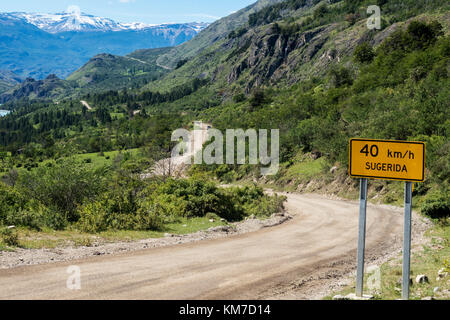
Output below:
[6,207,43,231]
[0,182,27,223]
[6,201,66,231]
[329,67,353,87]
[206,212,221,221]
[421,191,450,219]
[244,194,286,217]
[153,178,220,218]
[313,4,328,19]
[176,59,188,69]
[17,158,108,222]
[233,93,246,103]
[354,43,375,64]
[249,89,270,109]
[135,200,166,231]
[77,201,109,233]
[0,227,19,247]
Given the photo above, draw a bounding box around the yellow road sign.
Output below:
[349,139,425,182]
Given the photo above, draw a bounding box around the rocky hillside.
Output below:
[144,0,448,96]
[0,74,72,103]
[3,0,449,103]
[155,0,287,69]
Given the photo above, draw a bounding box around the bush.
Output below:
[421,191,450,219]
[244,194,286,217]
[354,43,375,64]
[329,67,353,87]
[6,207,43,231]
[233,93,246,103]
[17,158,108,222]
[313,4,328,19]
[135,200,166,231]
[249,89,271,109]
[0,227,19,247]
[0,182,27,223]
[152,178,221,218]
[77,201,109,233]
[176,59,188,69]
[5,201,66,231]
[206,212,221,221]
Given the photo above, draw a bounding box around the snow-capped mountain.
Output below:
[0,11,210,80]
[6,11,208,33]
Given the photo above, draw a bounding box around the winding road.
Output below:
[80,100,93,110]
[0,192,405,300]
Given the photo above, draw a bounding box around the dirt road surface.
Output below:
[0,193,408,300]
[80,100,92,110]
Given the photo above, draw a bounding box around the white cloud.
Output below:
[119,0,136,3]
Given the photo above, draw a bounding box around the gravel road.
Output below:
[0,192,428,300]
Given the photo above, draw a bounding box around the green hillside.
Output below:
[0,47,173,102]
[67,47,172,92]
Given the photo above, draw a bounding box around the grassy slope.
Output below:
[325,221,450,300]
[67,47,172,91]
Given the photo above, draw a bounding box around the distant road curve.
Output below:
[0,193,404,300]
[80,100,92,110]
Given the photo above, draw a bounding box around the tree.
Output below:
[250,89,267,109]
[313,4,328,19]
[354,43,375,64]
[407,20,443,49]
[329,67,353,88]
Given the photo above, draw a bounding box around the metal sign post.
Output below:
[402,182,413,300]
[349,138,426,300]
[356,178,368,297]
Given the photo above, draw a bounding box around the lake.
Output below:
[0,110,10,117]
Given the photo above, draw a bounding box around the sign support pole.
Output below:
[402,182,413,300]
[356,178,368,297]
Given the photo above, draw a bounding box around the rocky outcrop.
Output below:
[0,74,70,103]
[225,24,333,91]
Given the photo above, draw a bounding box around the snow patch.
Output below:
[5,11,209,34]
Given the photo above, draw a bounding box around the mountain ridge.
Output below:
[0,12,208,81]
[5,11,208,33]
[155,0,287,69]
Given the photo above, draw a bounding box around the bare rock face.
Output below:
[0,74,68,103]
[225,24,335,91]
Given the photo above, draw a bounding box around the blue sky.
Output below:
[0,0,257,24]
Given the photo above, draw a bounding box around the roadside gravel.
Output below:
[0,212,291,270]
